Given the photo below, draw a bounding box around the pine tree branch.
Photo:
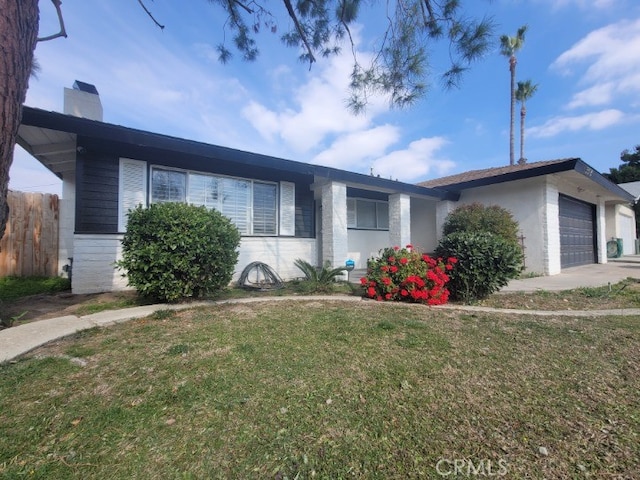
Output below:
[37,0,68,42]
[137,0,165,30]
[282,0,316,67]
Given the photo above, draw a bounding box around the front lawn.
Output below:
[1,301,638,478]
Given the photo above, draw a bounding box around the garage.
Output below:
[559,194,596,268]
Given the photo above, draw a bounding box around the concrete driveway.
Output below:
[502,256,640,292]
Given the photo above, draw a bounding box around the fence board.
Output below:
[0,191,59,277]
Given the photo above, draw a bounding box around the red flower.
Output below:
[369,281,377,287]
[399,257,408,265]
[406,244,413,250]
[448,257,458,264]
[367,286,376,297]
[360,277,368,285]
[390,265,398,273]
[393,246,400,251]
[381,265,389,272]
[401,289,408,297]
[388,256,396,264]
[382,277,391,286]
[446,264,453,271]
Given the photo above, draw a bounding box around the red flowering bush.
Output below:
[360,245,456,305]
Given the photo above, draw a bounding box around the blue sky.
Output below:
[10,0,640,195]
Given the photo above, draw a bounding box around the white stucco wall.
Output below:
[72,234,128,294]
[617,206,636,255]
[543,180,561,275]
[347,230,389,268]
[235,237,316,280]
[410,198,438,253]
[58,174,76,277]
[71,234,317,294]
[605,203,636,255]
[454,177,548,274]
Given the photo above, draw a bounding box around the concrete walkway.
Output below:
[2,258,640,364]
[502,256,640,292]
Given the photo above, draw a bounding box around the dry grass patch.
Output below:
[480,279,640,311]
[1,301,638,478]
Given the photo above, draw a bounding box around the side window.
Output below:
[347,198,389,230]
[152,169,186,203]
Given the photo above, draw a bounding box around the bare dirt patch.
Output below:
[3,290,142,324]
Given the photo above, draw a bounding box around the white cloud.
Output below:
[371,137,454,182]
[528,109,624,138]
[311,125,400,169]
[241,50,381,153]
[552,18,640,109]
[566,82,615,108]
[547,0,619,9]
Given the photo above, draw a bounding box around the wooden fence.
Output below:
[0,191,59,277]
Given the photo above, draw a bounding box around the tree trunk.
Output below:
[0,0,40,242]
[519,104,526,164]
[509,56,516,166]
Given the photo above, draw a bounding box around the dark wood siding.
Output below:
[75,150,119,233]
[75,137,316,238]
[295,188,314,238]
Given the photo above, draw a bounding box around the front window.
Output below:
[347,198,389,230]
[151,167,277,235]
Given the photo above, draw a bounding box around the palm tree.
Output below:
[515,80,538,165]
[500,25,528,166]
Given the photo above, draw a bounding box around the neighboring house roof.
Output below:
[619,181,640,202]
[18,106,459,201]
[419,158,635,203]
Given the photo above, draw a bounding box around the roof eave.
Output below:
[20,106,456,201]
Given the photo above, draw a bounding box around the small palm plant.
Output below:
[294,259,348,292]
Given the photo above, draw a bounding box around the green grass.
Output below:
[0,276,70,301]
[1,301,638,479]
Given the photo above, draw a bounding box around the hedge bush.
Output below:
[116,203,241,302]
[442,203,520,245]
[436,232,523,303]
[361,245,456,305]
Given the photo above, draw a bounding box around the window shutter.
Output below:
[118,158,147,231]
[279,181,295,236]
[347,198,356,227]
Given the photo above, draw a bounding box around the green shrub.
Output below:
[436,232,523,303]
[294,259,347,293]
[442,203,520,245]
[116,203,241,302]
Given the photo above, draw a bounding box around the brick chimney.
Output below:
[63,80,103,121]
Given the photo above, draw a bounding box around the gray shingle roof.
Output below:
[418,159,578,188]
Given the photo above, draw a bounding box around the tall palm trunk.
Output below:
[519,103,526,164]
[0,0,39,241]
[509,56,516,166]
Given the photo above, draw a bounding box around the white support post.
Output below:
[389,193,411,248]
[321,182,348,275]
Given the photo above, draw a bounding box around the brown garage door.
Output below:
[559,194,596,268]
